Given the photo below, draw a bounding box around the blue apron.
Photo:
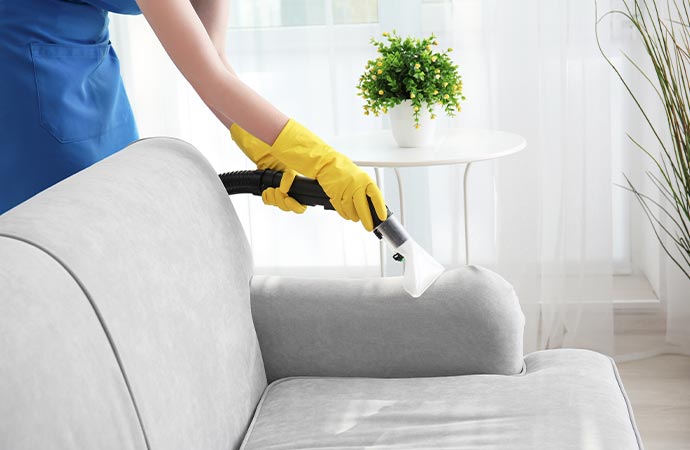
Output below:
[0,0,141,214]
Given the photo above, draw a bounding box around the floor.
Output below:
[614,305,669,359]
[617,354,690,450]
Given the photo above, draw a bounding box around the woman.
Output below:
[0,0,386,231]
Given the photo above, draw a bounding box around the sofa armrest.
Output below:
[250,266,525,382]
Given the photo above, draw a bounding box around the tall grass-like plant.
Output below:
[597,0,690,279]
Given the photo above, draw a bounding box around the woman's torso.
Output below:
[0,0,141,214]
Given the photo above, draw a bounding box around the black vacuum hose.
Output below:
[218,169,388,228]
[219,169,335,210]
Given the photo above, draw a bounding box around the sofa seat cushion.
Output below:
[241,349,642,450]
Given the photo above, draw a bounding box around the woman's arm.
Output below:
[189,0,238,128]
[135,0,287,144]
[134,0,388,230]
[189,0,230,56]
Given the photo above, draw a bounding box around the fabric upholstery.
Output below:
[251,266,525,382]
[0,138,267,450]
[0,137,642,450]
[0,237,147,450]
[240,349,643,450]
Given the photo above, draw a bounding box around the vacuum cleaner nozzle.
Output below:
[373,214,445,297]
[219,169,445,297]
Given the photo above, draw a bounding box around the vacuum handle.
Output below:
[218,169,388,228]
[219,169,335,210]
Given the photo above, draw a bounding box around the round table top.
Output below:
[329,128,527,168]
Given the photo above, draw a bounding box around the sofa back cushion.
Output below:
[0,138,267,450]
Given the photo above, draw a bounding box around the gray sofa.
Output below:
[0,138,643,449]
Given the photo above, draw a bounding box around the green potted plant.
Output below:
[357,31,465,147]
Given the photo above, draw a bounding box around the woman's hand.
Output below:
[229,123,306,214]
[270,120,387,232]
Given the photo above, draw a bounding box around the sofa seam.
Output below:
[608,356,645,450]
[239,377,293,449]
[0,234,151,450]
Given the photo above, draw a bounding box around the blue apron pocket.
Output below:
[30,42,132,143]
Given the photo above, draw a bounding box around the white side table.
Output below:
[330,128,526,272]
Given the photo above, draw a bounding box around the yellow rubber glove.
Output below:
[270,119,387,231]
[230,123,306,214]
[260,170,306,213]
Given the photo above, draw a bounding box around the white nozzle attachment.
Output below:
[394,239,445,297]
[374,215,445,297]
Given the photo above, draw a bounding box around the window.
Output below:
[229,0,379,28]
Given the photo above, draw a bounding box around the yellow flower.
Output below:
[372,75,377,80]
[426,45,432,51]
[410,93,416,99]
[379,90,384,95]
[443,82,449,87]
[364,111,370,116]
[431,114,436,119]
[443,94,450,99]
[383,107,388,113]
[448,47,453,52]
[377,61,383,67]
[435,69,441,73]
[414,63,421,70]
[382,31,389,36]
[415,123,420,129]
[433,90,438,95]
[414,106,420,111]
[377,69,383,74]
[433,40,438,45]
[435,74,441,79]
[431,56,437,62]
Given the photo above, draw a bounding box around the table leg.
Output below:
[374,167,384,277]
[393,168,405,226]
[463,162,472,265]
[392,168,407,274]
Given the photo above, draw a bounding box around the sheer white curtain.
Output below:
[110,0,688,356]
[449,0,690,356]
[424,0,618,354]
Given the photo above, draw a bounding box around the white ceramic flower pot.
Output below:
[389,100,437,148]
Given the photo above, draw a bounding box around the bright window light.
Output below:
[229,0,379,28]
